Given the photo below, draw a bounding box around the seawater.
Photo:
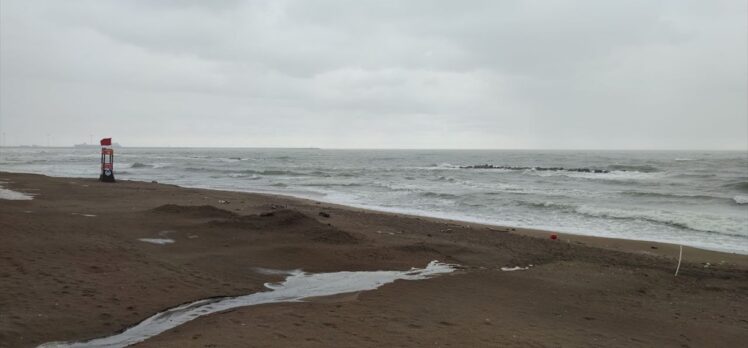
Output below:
[1,148,746,254]
[38,261,457,348]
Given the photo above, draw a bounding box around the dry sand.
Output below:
[1,172,746,347]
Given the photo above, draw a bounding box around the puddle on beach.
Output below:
[38,261,457,348]
[500,265,532,272]
[0,184,34,200]
[137,238,175,245]
[71,213,97,217]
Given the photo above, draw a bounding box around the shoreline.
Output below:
[1,171,747,347]
[3,170,745,258]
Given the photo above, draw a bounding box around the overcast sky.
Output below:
[1,0,746,149]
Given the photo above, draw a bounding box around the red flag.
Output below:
[100,138,112,146]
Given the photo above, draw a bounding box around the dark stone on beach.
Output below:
[319,212,331,218]
[260,212,275,217]
[151,180,158,184]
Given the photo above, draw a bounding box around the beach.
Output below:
[1,171,747,347]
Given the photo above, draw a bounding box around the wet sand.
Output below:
[1,172,747,347]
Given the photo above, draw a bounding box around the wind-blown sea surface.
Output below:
[2,148,746,254]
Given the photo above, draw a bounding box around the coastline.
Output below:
[3,168,746,258]
[1,171,747,347]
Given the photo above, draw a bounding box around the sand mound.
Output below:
[211,209,359,244]
[151,204,237,219]
[396,243,442,254]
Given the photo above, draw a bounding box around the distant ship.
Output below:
[73,142,122,148]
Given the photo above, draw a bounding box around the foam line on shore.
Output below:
[38,261,458,348]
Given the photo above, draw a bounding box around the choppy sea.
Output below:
[2,148,746,254]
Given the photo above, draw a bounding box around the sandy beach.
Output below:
[1,171,747,347]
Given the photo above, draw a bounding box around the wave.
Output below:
[574,205,744,236]
[301,183,364,188]
[620,191,725,201]
[418,191,460,199]
[606,164,659,173]
[724,181,748,193]
[461,164,610,173]
[185,167,311,177]
[734,196,748,204]
[514,200,745,236]
[130,162,154,168]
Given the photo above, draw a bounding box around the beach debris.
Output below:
[151,180,158,184]
[269,204,285,209]
[318,212,331,218]
[674,245,683,277]
[260,211,275,217]
[550,233,558,240]
[218,200,230,204]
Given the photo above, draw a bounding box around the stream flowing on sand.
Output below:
[38,261,458,348]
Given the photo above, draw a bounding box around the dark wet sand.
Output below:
[1,172,746,347]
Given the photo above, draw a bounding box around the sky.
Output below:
[0,0,746,149]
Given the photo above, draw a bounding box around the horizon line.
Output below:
[0,145,745,152]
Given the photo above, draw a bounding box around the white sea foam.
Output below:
[38,261,457,348]
[734,195,748,204]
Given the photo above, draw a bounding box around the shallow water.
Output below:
[0,183,34,200]
[2,148,747,253]
[38,261,457,348]
[137,238,175,245]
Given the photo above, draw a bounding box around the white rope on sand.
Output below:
[674,245,683,276]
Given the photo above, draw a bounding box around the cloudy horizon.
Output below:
[1,0,746,150]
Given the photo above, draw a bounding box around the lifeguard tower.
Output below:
[99,137,115,182]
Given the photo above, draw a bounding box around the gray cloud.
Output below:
[1,0,745,149]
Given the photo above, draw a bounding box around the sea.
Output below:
[2,148,746,254]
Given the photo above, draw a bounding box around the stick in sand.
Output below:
[674,245,683,276]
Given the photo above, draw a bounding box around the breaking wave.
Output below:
[606,164,659,172]
[574,205,743,236]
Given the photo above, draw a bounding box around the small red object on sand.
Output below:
[550,234,558,240]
